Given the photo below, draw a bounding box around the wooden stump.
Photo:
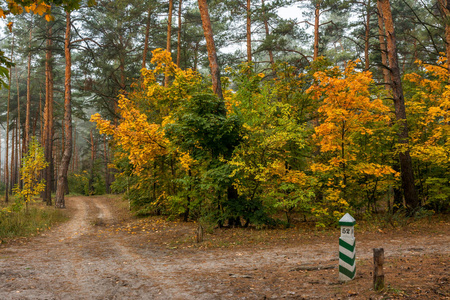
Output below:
[373,248,385,291]
[196,224,204,243]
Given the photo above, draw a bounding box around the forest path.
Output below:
[0,195,449,299]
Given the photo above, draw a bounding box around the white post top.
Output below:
[339,213,356,226]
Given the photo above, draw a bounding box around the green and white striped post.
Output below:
[339,213,356,281]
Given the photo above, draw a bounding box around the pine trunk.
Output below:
[5,34,13,203]
[247,0,252,63]
[261,0,274,68]
[142,6,152,69]
[25,17,33,154]
[313,2,320,60]
[56,11,73,209]
[165,0,173,86]
[15,66,20,188]
[439,0,450,74]
[198,0,223,99]
[377,1,391,89]
[89,128,96,194]
[177,0,182,66]
[379,0,420,211]
[104,135,110,194]
[43,25,54,206]
[11,125,15,194]
[364,0,371,71]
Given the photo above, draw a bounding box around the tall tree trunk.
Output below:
[193,41,199,71]
[177,0,182,66]
[25,17,33,155]
[0,129,2,184]
[71,124,76,173]
[104,135,110,194]
[10,123,15,194]
[88,128,96,194]
[5,34,14,203]
[165,0,173,86]
[377,1,391,89]
[313,1,320,60]
[379,0,420,211]
[56,11,73,209]
[261,0,274,68]
[43,25,54,206]
[438,0,450,74]
[364,0,371,71]
[198,0,224,99]
[142,6,152,69]
[15,66,20,188]
[246,0,252,63]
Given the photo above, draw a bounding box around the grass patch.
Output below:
[0,200,69,242]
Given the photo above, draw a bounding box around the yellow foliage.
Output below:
[404,57,450,165]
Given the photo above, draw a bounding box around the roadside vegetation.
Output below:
[0,197,68,242]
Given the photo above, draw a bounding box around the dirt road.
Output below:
[0,196,449,299]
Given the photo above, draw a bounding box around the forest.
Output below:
[0,0,449,228]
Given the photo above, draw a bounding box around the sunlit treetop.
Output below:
[0,0,95,21]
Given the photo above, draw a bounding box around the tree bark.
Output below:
[25,17,33,155]
[377,0,391,89]
[104,135,110,194]
[5,34,14,203]
[261,0,274,68]
[43,24,54,206]
[438,0,450,74]
[56,11,73,209]
[246,0,252,63]
[313,1,320,60]
[15,65,20,188]
[177,0,182,67]
[0,129,2,185]
[379,0,419,211]
[165,0,174,86]
[88,128,96,194]
[198,0,224,99]
[364,0,371,71]
[142,5,152,69]
[11,122,15,194]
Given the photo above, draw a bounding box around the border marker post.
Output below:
[339,213,356,281]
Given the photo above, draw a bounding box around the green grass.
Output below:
[0,200,69,241]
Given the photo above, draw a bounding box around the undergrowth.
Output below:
[0,199,69,241]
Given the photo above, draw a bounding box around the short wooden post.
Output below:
[373,248,385,291]
[196,224,204,243]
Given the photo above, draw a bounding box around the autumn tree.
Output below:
[13,137,48,211]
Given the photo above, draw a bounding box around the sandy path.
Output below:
[0,196,448,299]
